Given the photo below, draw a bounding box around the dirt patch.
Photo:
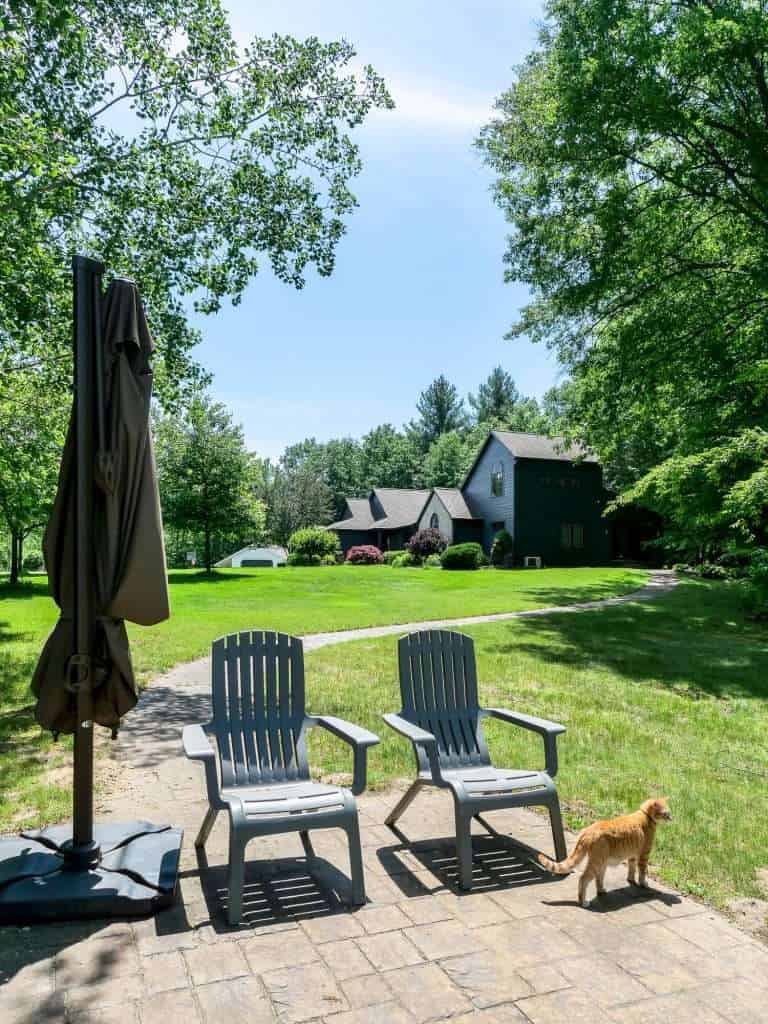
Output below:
[727,896,768,944]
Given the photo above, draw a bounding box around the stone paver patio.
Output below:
[4,568,768,1022]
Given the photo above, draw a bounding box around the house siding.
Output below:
[513,458,612,566]
[462,435,516,552]
[417,493,454,544]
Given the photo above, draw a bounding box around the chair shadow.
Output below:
[382,821,564,898]
[192,845,357,934]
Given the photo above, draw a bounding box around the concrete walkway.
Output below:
[6,567,768,1023]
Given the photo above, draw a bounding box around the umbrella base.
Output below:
[0,821,183,923]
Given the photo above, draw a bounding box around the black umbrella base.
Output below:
[0,821,183,923]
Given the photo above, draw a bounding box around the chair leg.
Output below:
[455,810,474,891]
[299,829,315,861]
[227,830,247,926]
[346,816,366,906]
[548,794,567,862]
[195,806,218,849]
[385,780,422,827]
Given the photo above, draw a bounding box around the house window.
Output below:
[429,512,439,530]
[561,523,585,549]
[490,461,504,496]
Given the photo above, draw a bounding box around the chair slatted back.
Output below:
[398,630,490,772]
[211,630,309,788]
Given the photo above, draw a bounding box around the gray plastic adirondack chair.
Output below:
[384,629,567,890]
[183,630,379,924]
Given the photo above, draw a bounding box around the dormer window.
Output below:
[490,460,504,497]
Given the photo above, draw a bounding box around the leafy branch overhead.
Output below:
[478,0,768,565]
[0,0,393,403]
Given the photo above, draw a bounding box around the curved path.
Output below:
[114,569,677,774]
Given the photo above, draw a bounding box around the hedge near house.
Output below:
[441,543,486,570]
[287,527,340,566]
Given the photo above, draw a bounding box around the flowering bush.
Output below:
[346,545,384,564]
[406,528,447,562]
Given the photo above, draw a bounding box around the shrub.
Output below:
[383,550,403,565]
[392,552,420,567]
[406,528,447,562]
[346,545,384,565]
[424,554,443,568]
[287,527,340,565]
[441,542,485,570]
[23,553,44,572]
[490,529,514,567]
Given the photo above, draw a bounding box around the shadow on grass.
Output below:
[166,570,267,586]
[482,579,768,701]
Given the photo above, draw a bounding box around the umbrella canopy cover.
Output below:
[32,280,170,734]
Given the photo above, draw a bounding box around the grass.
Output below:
[0,565,645,830]
[303,578,768,910]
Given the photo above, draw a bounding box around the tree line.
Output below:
[151,367,564,570]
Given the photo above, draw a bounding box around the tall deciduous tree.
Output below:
[420,431,471,488]
[408,375,467,452]
[478,0,768,500]
[155,397,265,571]
[360,425,417,490]
[1,0,392,407]
[0,375,66,583]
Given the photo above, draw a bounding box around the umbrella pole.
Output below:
[68,254,104,866]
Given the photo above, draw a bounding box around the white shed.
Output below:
[215,545,288,568]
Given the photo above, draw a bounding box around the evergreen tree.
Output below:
[408,375,467,452]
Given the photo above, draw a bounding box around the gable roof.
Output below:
[432,487,477,520]
[462,430,598,489]
[369,488,431,529]
[327,489,430,532]
[493,431,598,463]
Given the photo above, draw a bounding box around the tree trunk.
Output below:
[9,528,21,585]
[204,526,212,573]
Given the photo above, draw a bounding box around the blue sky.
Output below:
[191,1,556,459]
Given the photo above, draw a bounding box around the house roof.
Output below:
[461,430,598,489]
[327,489,430,532]
[493,431,598,462]
[432,488,477,520]
[369,488,431,530]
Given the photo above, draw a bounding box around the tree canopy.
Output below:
[479,0,768,556]
[1,0,392,406]
[155,396,265,570]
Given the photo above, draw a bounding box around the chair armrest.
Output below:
[483,708,565,778]
[309,715,380,796]
[383,713,443,784]
[183,723,215,760]
[182,724,222,807]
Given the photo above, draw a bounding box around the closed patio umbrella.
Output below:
[0,257,182,922]
[32,274,170,735]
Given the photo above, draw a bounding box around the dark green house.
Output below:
[328,431,613,566]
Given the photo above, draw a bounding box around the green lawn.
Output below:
[0,565,645,830]
[304,577,768,910]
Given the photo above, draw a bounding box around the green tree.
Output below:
[1,1,392,408]
[468,367,522,423]
[261,462,333,545]
[155,396,265,571]
[0,374,66,583]
[420,431,472,488]
[360,424,417,489]
[478,0,768,492]
[408,375,467,452]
